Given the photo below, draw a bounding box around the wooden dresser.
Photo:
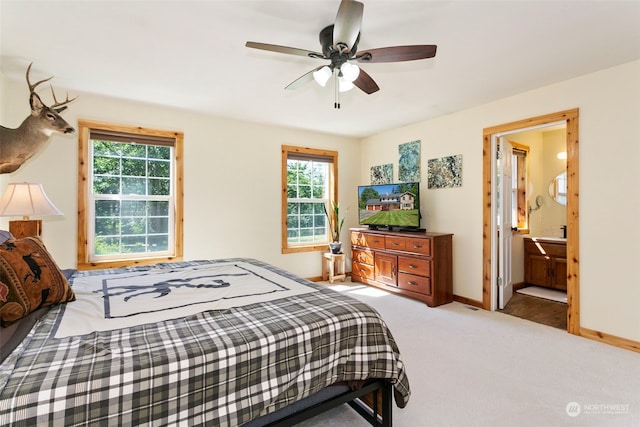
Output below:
[350,228,453,307]
[523,237,567,291]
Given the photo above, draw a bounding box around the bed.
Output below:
[0,236,410,426]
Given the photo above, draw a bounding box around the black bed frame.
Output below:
[266,380,393,427]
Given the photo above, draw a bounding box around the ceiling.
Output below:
[1,1,639,138]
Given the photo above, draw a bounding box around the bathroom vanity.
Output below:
[523,237,567,291]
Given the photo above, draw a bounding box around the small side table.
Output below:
[322,252,346,284]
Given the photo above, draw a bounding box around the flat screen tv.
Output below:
[357,182,423,231]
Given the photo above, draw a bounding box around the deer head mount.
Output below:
[0,63,77,174]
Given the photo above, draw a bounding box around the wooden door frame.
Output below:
[482,109,580,335]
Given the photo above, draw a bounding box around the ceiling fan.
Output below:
[245,0,437,108]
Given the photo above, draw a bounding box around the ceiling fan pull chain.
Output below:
[334,70,340,109]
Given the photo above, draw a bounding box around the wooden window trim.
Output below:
[77,119,184,270]
[281,145,338,254]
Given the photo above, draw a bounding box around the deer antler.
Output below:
[25,63,53,93]
[49,84,78,109]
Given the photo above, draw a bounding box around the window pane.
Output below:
[148,146,170,160]
[287,203,299,215]
[95,217,119,236]
[122,201,146,216]
[95,236,120,255]
[121,143,145,157]
[121,217,146,235]
[148,160,170,177]
[300,203,313,214]
[148,235,169,252]
[149,178,170,196]
[94,140,121,156]
[94,156,119,175]
[298,185,311,198]
[95,200,119,216]
[94,176,120,194]
[122,177,146,195]
[287,215,299,229]
[122,158,146,176]
[149,201,169,216]
[300,214,313,228]
[122,235,146,253]
[149,217,168,233]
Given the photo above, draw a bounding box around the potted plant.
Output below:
[323,201,345,254]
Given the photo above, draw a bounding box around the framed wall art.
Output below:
[428,154,463,189]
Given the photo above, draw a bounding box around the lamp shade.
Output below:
[338,77,355,92]
[340,63,360,82]
[313,66,333,87]
[0,183,63,218]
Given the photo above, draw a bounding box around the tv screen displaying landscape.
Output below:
[358,182,420,228]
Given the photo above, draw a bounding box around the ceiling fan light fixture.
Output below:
[313,66,332,87]
[338,77,355,92]
[340,62,360,82]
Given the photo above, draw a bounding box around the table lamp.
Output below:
[0,183,63,239]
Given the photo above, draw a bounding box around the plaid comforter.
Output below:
[0,259,410,426]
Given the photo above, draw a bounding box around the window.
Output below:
[78,120,183,269]
[511,143,529,232]
[282,145,338,253]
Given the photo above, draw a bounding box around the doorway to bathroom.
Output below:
[481,109,580,334]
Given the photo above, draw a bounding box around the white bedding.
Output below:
[55,260,316,338]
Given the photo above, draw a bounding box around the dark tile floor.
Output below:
[499,292,567,330]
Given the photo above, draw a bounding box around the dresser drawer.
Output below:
[405,237,431,256]
[352,248,374,265]
[385,236,406,251]
[352,262,375,280]
[398,256,431,276]
[398,273,432,296]
[351,232,385,249]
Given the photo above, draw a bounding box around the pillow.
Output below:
[0,230,14,244]
[0,236,75,327]
[0,269,76,364]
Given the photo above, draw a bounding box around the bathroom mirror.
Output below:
[548,171,567,206]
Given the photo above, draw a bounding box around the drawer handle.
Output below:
[392,242,400,246]
[407,281,418,286]
[413,244,422,249]
[408,264,418,269]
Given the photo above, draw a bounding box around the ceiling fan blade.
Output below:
[355,45,437,63]
[353,68,380,94]
[332,0,364,53]
[246,41,325,59]
[285,66,325,90]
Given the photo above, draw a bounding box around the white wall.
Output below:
[360,60,640,342]
[0,80,360,279]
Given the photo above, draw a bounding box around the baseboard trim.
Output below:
[580,327,640,353]
[453,295,483,309]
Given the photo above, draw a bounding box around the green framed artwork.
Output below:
[398,140,420,182]
[370,164,393,184]
[428,154,463,189]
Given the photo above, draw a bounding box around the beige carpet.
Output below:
[297,279,640,427]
